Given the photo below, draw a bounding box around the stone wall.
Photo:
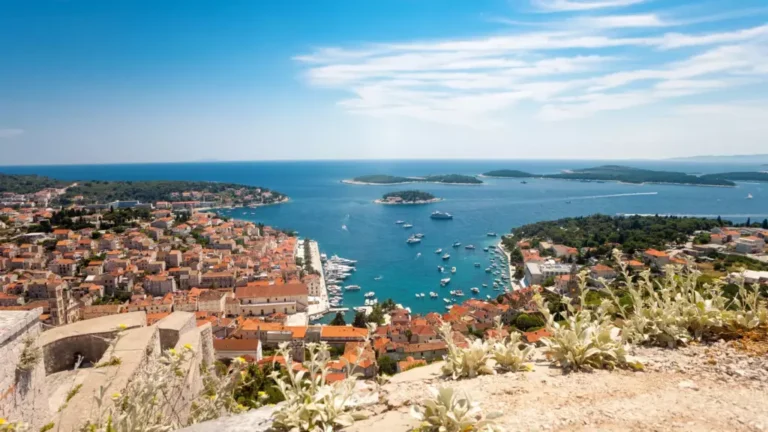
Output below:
[0,309,50,430]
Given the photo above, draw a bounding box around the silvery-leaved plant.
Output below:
[489,317,534,372]
[438,322,494,379]
[410,386,502,432]
[270,323,376,431]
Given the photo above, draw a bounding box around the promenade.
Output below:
[306,239,330,317]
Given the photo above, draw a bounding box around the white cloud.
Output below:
[294,5,768,127]
[532,0,647,12]
[0,128,23,138]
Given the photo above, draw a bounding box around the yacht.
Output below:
[451,290,464,297]
[485,267,491,273]
[406,237,422,244]
[429,292,438,298]
[482,283,488,288]
[471,287,480,294]
[430,211,453,220]
[403,223,413,229]
[483,247,489,252]
[330,255,357,265]
[487,232,497,237]
[465,244,475,250]
[452,241,461,248]
[451,267,457,274]
[364,291,376,298]
[486,295,492,300]
[395,220,405,224]
[435,248,443,254]
[443,298,451,303]
[440,278,451,286]
[414,233,425,238]
[345,285,361,291]
[442,253,451,260]
[474,263,481,267]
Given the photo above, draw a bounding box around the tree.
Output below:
[543,276,555,287]
[352,311,367,328]
[515,313,545,331]
[763,219,768,229]
[330,312,346,326]
[746,217,751,227]
[367,305,385,325]
[717,215,723,226]
[377,355,397,376]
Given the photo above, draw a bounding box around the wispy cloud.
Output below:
[294,4,768,126]
[0,128,23,138]
[532,0,647,12]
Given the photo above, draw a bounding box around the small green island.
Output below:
[482,169,535,178]
[480,165,768,187]
[344,174,482,185]
[374,190,441,205]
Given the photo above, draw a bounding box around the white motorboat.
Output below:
[471,287,480,294]
[452,241,461,248]
[430,292,438,298]
[374,276,383,281]
[437,265,445,272]
[364,291,376,298]
[465,244,475,250]
[435,248,442,254]
[395,220,405,224]
[403,223,413,229]
[345,285,361,291]
[414,233,424,238]
[406,237,422,244]
[451,267,456,274]
[747,194,753,199]
[440,278,451,286]
[442,253,450,260]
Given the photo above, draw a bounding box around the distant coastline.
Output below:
[342,179,481,186]
[374,198,443,205]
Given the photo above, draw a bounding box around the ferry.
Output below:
[395,220,405,224]
[430,211,453,220]
[442,253,451,260]
[452,241,461,248]
[345,285,361,291]
[440,278,451,286]
[435,248,443,254]
[403,223,413,229]
[465,245,475,250]
[487,232,497,237]
[451,267,457,274]
[430,292,438,298]
[406,237,422,244]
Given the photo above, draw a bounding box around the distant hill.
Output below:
[0,173,69,194]
[667,154,768,164]
[700,172,768,183]
[347,174,482,185]
[545,165,735,186]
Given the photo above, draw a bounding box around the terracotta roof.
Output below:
[644,249,668,258]
[235,282,308,299]
[402,342,447,353]
[320,326,368,339]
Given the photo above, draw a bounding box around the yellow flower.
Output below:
[183,343,193,351]
[257,391,266,397]
[233,356,245,364]
[117,324,127,330]
[208,395,217,401]
[0,418,6,425]
[168,348,177,356]
[111,392,122,400]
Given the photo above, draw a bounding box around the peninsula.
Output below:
[344,174,482,185]
[374,190,442,205]
[0,173,288,207]
[481,169,535,178]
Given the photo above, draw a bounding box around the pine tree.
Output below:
[352,311,367,328]
[329,312,346,326]
[746,217,751,227]
[717,215,723,226]
[762,219,768,229]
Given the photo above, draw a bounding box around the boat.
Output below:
[403,223,413,229]
[430,292,438,298]
[483,247,489,252]
[452,242,461,248]
[364,291,376,298]
[521,181,527,184]
[440,278,451,286]
[486,232,497,237]
[435,248,443,254]
[486,295,492,300]
[482,283,488,288]
[395,220,405,224]
[452,290,464,297]
[437,265,444,272]
[345,285,361,291]
[374,276,383,281]
[330,255,357,265]
[485,267,491,273]
[445,305,453,310]
[451,267,456,274]
[474,263,481,267]
[471,287,480,294]
[406,237,422,244]
[430,211,453,220]
[465,245,475,250]
[747,194,753,199]
[414,233,425,238]
[443,298,451,303]
[442,253,450,260]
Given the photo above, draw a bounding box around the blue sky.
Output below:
[1,0,768,165]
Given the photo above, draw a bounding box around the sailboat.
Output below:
[747,193,753,199]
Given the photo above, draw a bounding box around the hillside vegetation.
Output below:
[546,165,735,186]
[482,169,534,178]
[351,174,482,184]
[381,190,437,202]
[700,171,768,182]
[510,214,724,252]
[0,173,68,194]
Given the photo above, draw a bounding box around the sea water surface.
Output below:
[3,160,767,316]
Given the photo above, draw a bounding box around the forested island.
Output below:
[345,174,482,185]
[506,214,724,253]
[482,169,534,178]
[481,165,766,187]
[375,190,441,205]
[0,173,288,207]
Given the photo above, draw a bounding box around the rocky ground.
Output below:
[347,339,768,432]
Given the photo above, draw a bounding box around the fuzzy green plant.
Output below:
[270,324,376,431]
[410,386,501,432]
[535,272,628,372]
[488,317,534,372]
[438,322,494,380]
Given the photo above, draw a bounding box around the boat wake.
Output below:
[415,252,421,260]
[569,192,659,201]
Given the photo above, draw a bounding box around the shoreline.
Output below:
[373,198,444,205]
[199,196,291,212]
[479,174,734,188]
[341,179,483,186]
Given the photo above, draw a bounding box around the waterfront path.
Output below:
[306,239,329,317]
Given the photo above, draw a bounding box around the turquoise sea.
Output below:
[3,160,767,317]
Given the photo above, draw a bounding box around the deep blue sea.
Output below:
[3,160,767,317]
